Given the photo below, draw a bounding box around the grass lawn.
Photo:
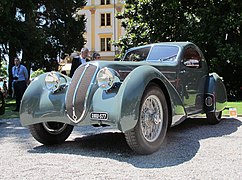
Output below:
[0,98,19,119]
[223,101,242,116]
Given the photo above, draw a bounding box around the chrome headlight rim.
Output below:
[45,71,61,93]
[96,67,120,91]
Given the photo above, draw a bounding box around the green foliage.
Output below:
[0,0,86,94]
[0,0,24,59]
[223,102,242,116]
[30,69,45,79]
[116,0,242,99]
[0,0,86,71]
[0,61,8,77]
[36,0,86,71]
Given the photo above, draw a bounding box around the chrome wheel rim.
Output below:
[140,95,163,142]
[42,122,67,135]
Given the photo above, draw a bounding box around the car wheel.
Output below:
[206,111,222,125]
[28,122,74,145]
[125,83,168,155]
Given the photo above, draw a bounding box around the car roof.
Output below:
[127,42,195,51]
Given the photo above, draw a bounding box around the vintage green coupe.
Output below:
[20,42,227,154]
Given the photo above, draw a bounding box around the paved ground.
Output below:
[0,117,241,180]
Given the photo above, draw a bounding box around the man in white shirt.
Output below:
[12,57,29,112]
[70,48,90,77]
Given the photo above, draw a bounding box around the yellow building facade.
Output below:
[78,0,125,60]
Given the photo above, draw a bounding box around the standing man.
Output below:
[70,48,90,78]
[12,57,29,112]
[92,52,101,60]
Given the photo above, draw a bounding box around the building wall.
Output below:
[79,0,125,60]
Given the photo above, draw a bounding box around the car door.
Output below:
[178,45,208,114]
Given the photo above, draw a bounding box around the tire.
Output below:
[28,122,74,145]
[206,111,222,125]
[125,83,169,155]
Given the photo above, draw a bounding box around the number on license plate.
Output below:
[90,112,108,120]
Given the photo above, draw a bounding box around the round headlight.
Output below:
[45,72,60,92]
[96,67,115,90]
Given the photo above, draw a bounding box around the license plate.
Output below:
[90,112,108,120]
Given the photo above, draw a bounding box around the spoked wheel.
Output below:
[206,111,222,125]
[28,122,74,145]
[125,83,168,155]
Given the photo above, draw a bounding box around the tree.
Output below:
[194,0,242,99]
[0,0,86,94]
[36,0,86,71]
[0,0,28,94]
[116,0,242,99]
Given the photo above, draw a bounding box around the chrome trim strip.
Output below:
[72,106,77,120]
[160,71,177,74]
[118,70,132,73]
[65,82,72,121]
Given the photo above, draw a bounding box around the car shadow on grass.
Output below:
[26,117,242,168]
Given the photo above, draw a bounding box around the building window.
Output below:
[101,13,111,26]
[101,0,110,5]
[101,37,111,51]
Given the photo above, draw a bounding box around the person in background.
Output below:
[70,48,90,78]
[12,57,29,112]
[92,52,101,60]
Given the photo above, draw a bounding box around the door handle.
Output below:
[180,70,186,74]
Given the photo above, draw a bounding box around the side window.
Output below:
[123,47,151,61]
[182,47,201,68]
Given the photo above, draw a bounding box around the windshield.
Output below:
[123,45,179,62]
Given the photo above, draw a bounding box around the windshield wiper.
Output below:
[159,54,177,62]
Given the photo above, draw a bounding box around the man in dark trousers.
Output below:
[70,48,90,78]
[12,57,29,112]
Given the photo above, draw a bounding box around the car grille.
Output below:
[66,64,98,123]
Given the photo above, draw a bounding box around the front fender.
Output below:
[20,72,73,126]
[117,65,186,131]
[204,73,227,112]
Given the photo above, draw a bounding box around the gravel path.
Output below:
[0,117,242,180]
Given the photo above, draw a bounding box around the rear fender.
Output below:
[204,73,227,113]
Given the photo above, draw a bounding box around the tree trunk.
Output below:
[8,43,17,96]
